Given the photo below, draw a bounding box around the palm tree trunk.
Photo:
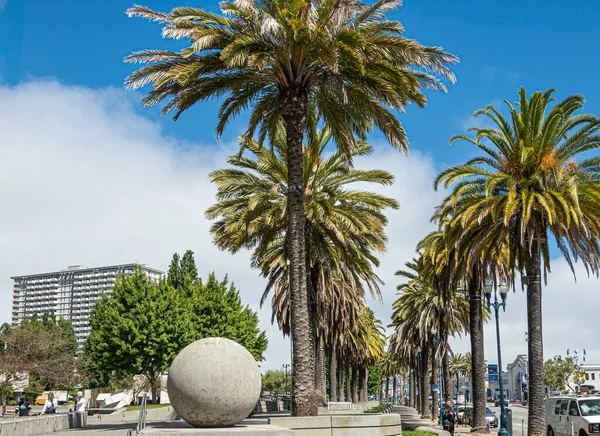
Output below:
[316,332,326,403]
[380,378,384,404]
[392,375,398,405]
[338,356,344,401]
[456,373,460,399]
[420,346,431,419]
[358,367,365,402]
[308,263,318,395]
[443,349,451,403]
[410,369,416,408]
[399,374,405,406]
[362,367,369,402]
[281,89,312,417]
[328,342,337,401]
[345,362,351,402]
[432,348,439,422]
[526,230,545,436]
[415,365,421,413]
[351,367,358,403]
[385,376,390,404]
[468,268,488,433]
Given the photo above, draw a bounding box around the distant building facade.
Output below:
[11,264,163,348]
[503,354,528,402]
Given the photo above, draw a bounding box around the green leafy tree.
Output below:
[367,364,383,397]
[435,88,600,436]
[262,369,288,393]
[125,0,456,415]
[84,267,267,399]
[544,355,580,393]
[167,253,182,289]
[180,250,199,282]
[186,273,267,361]
[84,268,188,402]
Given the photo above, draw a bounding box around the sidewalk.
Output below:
[393,406,490,436]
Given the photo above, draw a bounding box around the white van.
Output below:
[545,396,600,436]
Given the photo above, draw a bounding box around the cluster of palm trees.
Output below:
[389,89,600,436]
[124,0,456,417]
[123,0,600,434]
[206,130,392,408]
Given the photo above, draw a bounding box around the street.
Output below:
[488,405,528,435]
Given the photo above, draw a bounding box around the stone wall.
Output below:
[270,413,402,436]
[0,412,86,436]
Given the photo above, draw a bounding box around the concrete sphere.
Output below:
[167,337,261,428]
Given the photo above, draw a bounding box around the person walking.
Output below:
[75,392,86,413]
[41,392,58,415]
[442,400,456,436]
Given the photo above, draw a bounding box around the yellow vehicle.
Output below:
[35,392,48,405]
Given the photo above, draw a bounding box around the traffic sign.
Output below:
[488,374,499,382]
[432,384,440,393]
[488,364,499,375]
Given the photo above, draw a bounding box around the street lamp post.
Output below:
[283,364,290,395]
[431,327,443,426]
[484,281,510,436]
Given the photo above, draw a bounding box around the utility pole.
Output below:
[283,364,291,395]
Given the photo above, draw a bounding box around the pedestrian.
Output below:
[442,400,456,436]
[15,397,32,417]
[41,392,58,415]
[75,392,86,413]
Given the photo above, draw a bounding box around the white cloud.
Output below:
[0,80,598,375]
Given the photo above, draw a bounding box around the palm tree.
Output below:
[391,256,470,420]
[435,88,600,436]
[125,0,456,415]
[206,127,397,406]
[421,221,500,432]
[448,352,466,400]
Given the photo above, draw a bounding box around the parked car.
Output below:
[495,398,509,407]
[545,395,600,436]
[486,408,498,428]
[462,406,474,426]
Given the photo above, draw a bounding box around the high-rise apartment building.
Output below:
[11,263,164,348]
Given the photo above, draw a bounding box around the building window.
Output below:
[592,373,596,381]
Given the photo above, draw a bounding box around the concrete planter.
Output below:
[269,413,402,436]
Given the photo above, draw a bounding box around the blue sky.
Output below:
[3,0,600,164]
[2,0,600,368]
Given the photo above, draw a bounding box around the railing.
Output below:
[126,393,147,436]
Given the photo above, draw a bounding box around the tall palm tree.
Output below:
[125,0,457,415]
[206,127,396,406]
[421,221,501,432]
[435,88,600,435]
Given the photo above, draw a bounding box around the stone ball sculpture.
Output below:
[167,337,262,427]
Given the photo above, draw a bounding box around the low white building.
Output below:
[567,364,600,392]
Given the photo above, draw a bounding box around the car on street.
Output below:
[495,398,509,407]
[462,407,498,428]
[463,407,474,426]
[457,405,471,425]
[486,408,498,428]
[545,395,600,436]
